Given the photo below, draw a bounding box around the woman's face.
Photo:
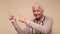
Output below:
[32,5,43,19]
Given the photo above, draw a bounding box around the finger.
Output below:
[8,11,14,17]
[10,19,15,23]
[17,13,22,17]
[8,11,15,20]
[9,16,14,20]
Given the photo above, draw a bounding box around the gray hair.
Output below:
[32,2,43,10]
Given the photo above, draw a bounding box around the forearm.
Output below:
[12,21,23,34]
[25,20,52,34]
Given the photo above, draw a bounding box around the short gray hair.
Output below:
[32,2,43,10]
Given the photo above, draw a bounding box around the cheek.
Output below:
[33,10,43,16]
[37,11,42,16]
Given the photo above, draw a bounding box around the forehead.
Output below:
[32,5,42,10]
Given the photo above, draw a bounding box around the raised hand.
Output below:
[8,11,16,23]
[17,14,27,23]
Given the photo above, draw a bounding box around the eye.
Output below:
[33,10,36,12]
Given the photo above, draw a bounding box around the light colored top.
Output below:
[12,16,53,34]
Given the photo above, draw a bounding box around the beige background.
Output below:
[0,0,60,34]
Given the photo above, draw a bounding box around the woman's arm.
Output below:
[25,18,53,34]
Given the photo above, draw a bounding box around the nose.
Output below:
[34,11,38,14]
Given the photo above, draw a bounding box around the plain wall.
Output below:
[0,0,60,34]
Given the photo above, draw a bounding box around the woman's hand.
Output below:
[18,14,27,23]
[8,11,16,23]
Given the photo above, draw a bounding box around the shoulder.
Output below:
[45,16,53,24]
[45,16,53,21]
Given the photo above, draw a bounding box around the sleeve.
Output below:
[12,21,23,34]
[25,18,53,34]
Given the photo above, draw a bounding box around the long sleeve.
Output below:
[25,17,53,34]
[12,21,23,34]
